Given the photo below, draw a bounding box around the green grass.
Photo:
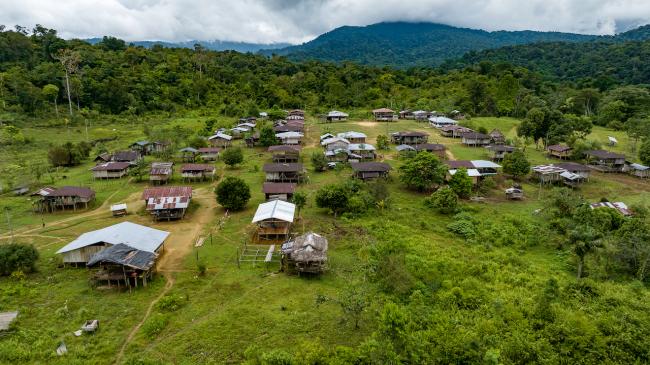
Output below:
[1,114,649,363]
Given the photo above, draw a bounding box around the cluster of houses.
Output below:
[320,131,378,163]
[545,144,649,179]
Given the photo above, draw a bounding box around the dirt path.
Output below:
[114,187,217,364]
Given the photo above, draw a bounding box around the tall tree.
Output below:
[54,49,80,118]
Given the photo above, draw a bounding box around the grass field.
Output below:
[0,115,649,364]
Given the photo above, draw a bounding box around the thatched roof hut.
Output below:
[281,232,328,274]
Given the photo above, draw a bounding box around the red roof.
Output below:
[142,186,192,200]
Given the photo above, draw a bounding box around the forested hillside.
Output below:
[261,22,598,68]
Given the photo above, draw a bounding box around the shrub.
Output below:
[0,243,38,276]
[142,314,168,339]
[639,138,650,166]
[156,294,187,312]
[425,187,458,214]
[376,134,389,150]
[501,150,530,179]
[215,176,251,211]
[311,152,328,172]
[448,168,473,199]
[315,183,349,216]
[291,191,307,215]
[259,125,278,147]
[222,147,244,167]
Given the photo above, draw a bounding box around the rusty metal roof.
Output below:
[180,164,215,172]
[142,186,192,200]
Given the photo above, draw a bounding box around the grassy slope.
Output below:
[0,115,649,363]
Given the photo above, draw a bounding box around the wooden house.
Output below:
[372,108,397,121]
[325,149,350,163]
[112,151,141,164]
[585,150,626,172]
[337,131,366,144]
[288,109,305,118]
[440,125,473,138]
[429,116,458,128]
[486,145,516,161]
[347,144,376,161]
[179,147,199,162]
[268,145,301,163]
[94,153,112,163]
[391,131,428,145]
[275,131,303,145]
[555,162,591,179]
[197,147,220,161]
[489,129,506,144]
[149,162,173,184]
[532,164,585,186]
[87,243,158,288]
[325,110,348,122]
[252,200,295,242]
[208,133,233,148]
[351,162,391,180]
[245,132,260,147]
[264,163,305,183]
[230,127,249,139]
[546,144,572,159]
[32,186,95,213]
[321,137,350,151]
[399,110,414,119]
[91,162,130,179]
[281,232,328,274]
[56,221,168,265]
[412,110,431,121]
[142,186,192,221]
[462,132,491,147]
[414,143,446,159]
[180,164,215,181]
[448,110,465,120]
[262,182,296,201]
[624,163,650,178]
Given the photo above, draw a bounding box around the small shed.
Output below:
[281,232,328,274]
[532,164,566,184]
[149,162,173,184]
[180,164,215,181]
[372,108,397,121]
[91,162,130,179]
[546,144,572,159]
[486,145,516,161]
[351,162,391,180]
[268,145,301,163]
[142,186,193,220]
[87,243,158,288]
[399,110,414,119]
[110,203,127,217]
[263,163,305,183]
[252,200,296,242]
[461,132,491,147]
[489,129,506,144]
[263,182,297,201]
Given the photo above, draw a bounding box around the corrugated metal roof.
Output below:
[321,137,350,146]
[547,144,572,152]
[471,160,501,169]
[449,168,481,177]
[179,147,198,153]
[262,182,297,194]
[110,203,127,211]
[429,116,458,125]
[146,196,190,211]
[180,164,215,172]
[337,131,366,139]
[86,243,158,270]
[263,163,303,172]
[275,131,304,138]
[142,186,192,200]
[91,162,131,171]
[268,145,301,152]
[47,186,95,198]
[629,163,649,171]
[56,222,169,254]
[208,132,232,141]
[350,162,391,172]
[198,147,221,153]
[590,202,632,216]
[373,108,394,113]
[396,144,416,152]
[348,143,376,151]
[327,110,348,117]
[252,200,295,223]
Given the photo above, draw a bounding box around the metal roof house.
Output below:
[91,162,131,179]
[321,137,350,151]
[263,163,305,183]
[197,147,221,161]
[208,132,233,148]
[489,129,506,144]
[429,116,458,128]
[546,144,572,159]
[414,143,446,159]
[351,162,391,180]
[372,108,397,121]
[624,162,650,178]
[439,125,473,138]
[56,221,169,265]
[486,145,516,161]
[347,143,376,161]
[263,182,297,201]
[112,150,142,164]
[149,162,174,184]
[179,147,199,162]
[461,132,492,147]
[32,186,96,213]
[275,131,304,145]
[180,164,215,181]
[268,145,301,163]
[325,110,348,122]
[252,200,296,242]
[585,150,626,172]
[142,186,193,220]
[87,243,158,288]
[391,131,429,145]
[337,131,367,144]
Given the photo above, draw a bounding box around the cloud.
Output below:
[1,0,649,44]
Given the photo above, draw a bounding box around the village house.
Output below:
[269,145,301,163]
[486,145,516,161]
[180,164,215,181]
[337,131,367,144]
[281,232,328,274]
[325,110,348,122]
[245,131,260,147]
[351,162,391,180]
[623,162,650,178]
[276,131,304,145]
[262,182,297,201]
[197,147,221,161]
[56,221,169,265]
[264,163,305,183]
[230,127,249,139]
[325,149,350,163]
[372,108,397,121]
[546,144,572,159]
[91,162,131,179]
[414,143,446,159]
[274,124,304,133]
[130,141,157,156]
[391,131,429,145]
[554,162,591,179]
[149,162,173,184]
[448,110,465,120]
[489,129,506,144]
[399,110,414,119]
[94,153,112,163]
[32,186,95,213]
[347,143,376,161]
[462,132,492,147]
[429,116,458,128]
[448,167,482,185]
[288,109,305,118]
[87,243,158,288]
[252,199,296,242]
[440,125,473,138]
[179,147,198,162]
[412,110,431,121]
[585,150,626,172]
[447,160,502,183]
[532,164,587,187]
[112,151,141,164]
[286,114,305,122]
[320,133,334,141]
[321,136,350,151]
[237,122,256,130]
[142,186,192,221]
[208,132,233,148]
[590,201,633,216]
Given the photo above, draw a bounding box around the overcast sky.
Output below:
[2,0,649,44]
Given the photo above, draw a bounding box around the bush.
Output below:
[215,176,251,211]
[501,150,530,179]
[448,168,473,199]
[639,138,650,166]
[315,183,350,216]
[0,243,38,276]
[222,147,244,167]
[311,152,328,172]
[142,314,168,339]
[156,294,187,312]
[424,187,458,214]
[376,134,389,150]
[259,125,278,147]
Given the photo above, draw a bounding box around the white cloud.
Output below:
[1,0,649,44]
